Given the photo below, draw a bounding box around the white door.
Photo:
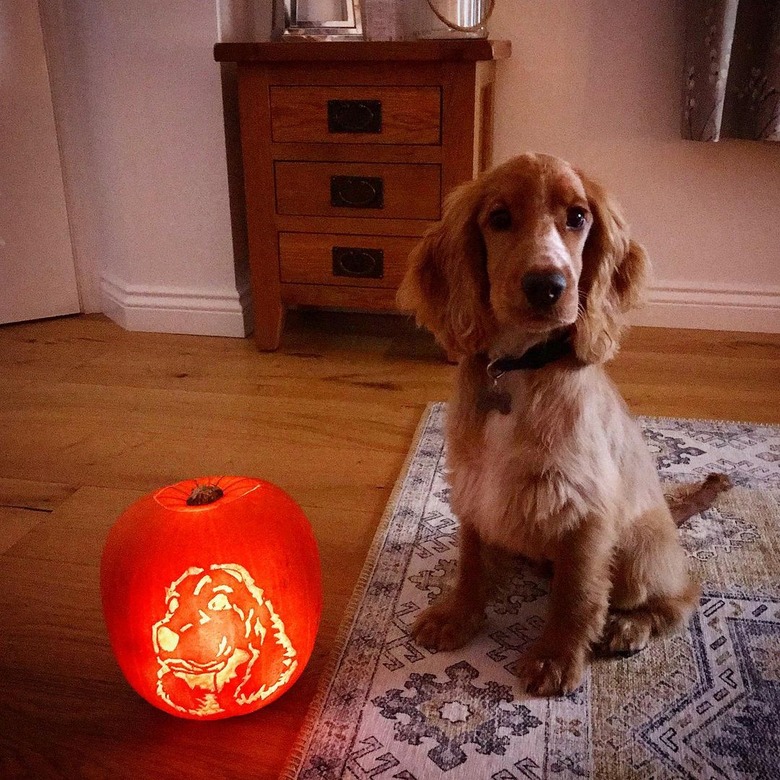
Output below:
[0,1,79,324]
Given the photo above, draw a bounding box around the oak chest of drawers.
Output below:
[214,40,510,350]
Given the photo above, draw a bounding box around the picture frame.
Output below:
[280,0,364,41]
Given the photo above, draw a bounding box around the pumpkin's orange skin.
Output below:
[100,477,322,720]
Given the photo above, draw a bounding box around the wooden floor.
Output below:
[1,312,778,779]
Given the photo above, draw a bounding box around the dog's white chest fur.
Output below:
[448,369,655,559]
[473,409,524,545]
[450,374,569,556]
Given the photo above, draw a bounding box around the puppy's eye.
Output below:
[566,206,588,230]
[487,207,512,231]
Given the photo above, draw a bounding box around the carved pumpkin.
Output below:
[100,476,322,720]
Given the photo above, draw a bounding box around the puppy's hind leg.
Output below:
[412,520,488,651]
[601,506,699,657]
[602,583,700,657]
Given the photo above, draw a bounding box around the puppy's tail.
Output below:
[668,473,733,527]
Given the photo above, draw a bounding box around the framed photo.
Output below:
[281,0,364,40]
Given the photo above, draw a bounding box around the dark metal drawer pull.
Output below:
[327,100,382,134]
[330,176,384,209]
[332,247,384,279]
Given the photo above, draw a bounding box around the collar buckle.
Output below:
[486,359,506,387]
[484,332,574,385]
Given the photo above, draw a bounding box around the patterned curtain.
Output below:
[683,0,780,142]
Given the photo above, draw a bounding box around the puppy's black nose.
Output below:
[522,271,567,309]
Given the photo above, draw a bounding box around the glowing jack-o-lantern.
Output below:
[100,477,322,719]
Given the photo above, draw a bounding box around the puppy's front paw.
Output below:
[598,611,651,657]
[514,645,586,697]
[412,598,484,651]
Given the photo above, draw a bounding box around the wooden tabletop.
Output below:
[214,39,511,63]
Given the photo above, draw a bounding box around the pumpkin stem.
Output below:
[186,484,225,506]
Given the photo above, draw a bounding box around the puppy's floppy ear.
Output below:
[573,174,648,364]
[397,179,494,357]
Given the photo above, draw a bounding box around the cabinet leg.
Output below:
[252,300,285,351]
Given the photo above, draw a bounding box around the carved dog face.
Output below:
[152,563,297,717]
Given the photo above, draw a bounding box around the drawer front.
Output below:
[270,86,441,145]
[279,233,419,288]
[275,162,441,220]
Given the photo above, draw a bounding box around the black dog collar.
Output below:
[486,333,574,384]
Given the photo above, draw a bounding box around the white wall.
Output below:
[489,0,780,331]
[39,0,102,313]
[46,0,778,335]
[45,0,252,336]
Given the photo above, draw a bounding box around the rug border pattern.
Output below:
[282,403,443,779]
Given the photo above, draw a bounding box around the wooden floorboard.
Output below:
[0,312,778,779]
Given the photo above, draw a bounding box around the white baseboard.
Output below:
[100,276,778,337]
[634,282,780,333]
[101,274,253,338]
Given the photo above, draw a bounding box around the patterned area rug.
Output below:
[284,404,780,780]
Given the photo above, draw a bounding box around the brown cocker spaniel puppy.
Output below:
[398,153,702,697]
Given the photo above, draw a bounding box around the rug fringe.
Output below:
[280,403,438,780]
[640,413,775,429]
